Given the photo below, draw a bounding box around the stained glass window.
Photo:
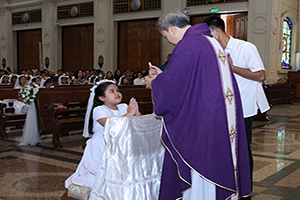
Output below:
[281,17,292,69]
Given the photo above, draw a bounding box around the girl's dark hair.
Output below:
[88,82,116,134]
[18,75,29,82]
[10,75,17,83]
[74,70,83,79]
[31,77,37,83]
[105,71,114,80]
[120,76,129,85]
[141,70,148,76]
[114,69,121,76]
[114,69,122,82]
[137,72,143,77]
[90,75,96,83]
[43,77,53,86]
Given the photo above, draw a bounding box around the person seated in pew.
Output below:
[25,69,33,79]
[13,75,30,113]
[90,69,97,77]
[40,70,48,80]
[85,69,91,80]
[73,69,88,85]
[58,75,71,85]
[6,67,11,75]
[0,69,4,77]
[40,77,54,88]
[9,75,18,86]
[119,76,132,86]
[54,69,64,81]
[99,71,106,79]
[88,75,98,85]
[29,75,42,85]
[125,70,134,84]
[14,75,28,89]
[0,75,10,84]
[12,68,18,75]
[94,76,103,84]
[104,71,116,83]
[114,69,122,84]
[31,65,38,76]
[133,72,145,85]
[65,80,141,190]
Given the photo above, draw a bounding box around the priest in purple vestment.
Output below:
[144,11,251,200]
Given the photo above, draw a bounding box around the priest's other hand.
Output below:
[149,65,162,78]
[143,77,155,89]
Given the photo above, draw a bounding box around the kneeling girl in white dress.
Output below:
[13,75,30,114]
[65,80,140,190]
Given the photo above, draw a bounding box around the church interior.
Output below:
[1,0,300,199]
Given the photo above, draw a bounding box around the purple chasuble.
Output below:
[152,23,251,200]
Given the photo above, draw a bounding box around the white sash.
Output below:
[206,36,238,200]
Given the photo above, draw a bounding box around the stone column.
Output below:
[94,0,111,72]
[248,0,299,83]
[0,7,12,71]
[248,0,273,83]
[161,0,183,64]
[42,2,56,71]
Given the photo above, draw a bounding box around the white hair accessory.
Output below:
[88,75,96,84]
[118,75,126,86]
[39,76,51,87]
[58,75,70,85]
[29,75,41,84]
[9,74,18,83]
[14,75,27,89]
[83,79,116,138]
[0,75,9,84]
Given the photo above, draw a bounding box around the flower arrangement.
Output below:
[19,82,39,105]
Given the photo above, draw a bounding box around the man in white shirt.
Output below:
[202,15,270,193]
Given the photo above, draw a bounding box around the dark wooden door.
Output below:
[62,24,94,72]
[226,13,248,41]
[18,29,42,72]
[118,19,161,72]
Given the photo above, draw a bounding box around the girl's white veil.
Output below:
[39,77,51,88]
[0,75,9,84]
[58,75,71,85]
[14,75,27,89]
[82,79,116,138]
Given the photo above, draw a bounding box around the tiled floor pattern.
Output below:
[1,103,300,199]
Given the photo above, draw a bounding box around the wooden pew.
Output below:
[36,87,91,148]
[0,84,14,89]
[36,85,153,148]
[119,85,153,114]
[51,85,152,113]
[0,85,92,138]
[0,88,26,138]
[0,87,19,99]
[264,83,292,106]
[1,84,153,148]
[288,71,300,102]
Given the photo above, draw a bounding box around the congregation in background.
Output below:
[0,66,149,89]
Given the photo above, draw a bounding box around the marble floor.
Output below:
[1,103,300,200]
